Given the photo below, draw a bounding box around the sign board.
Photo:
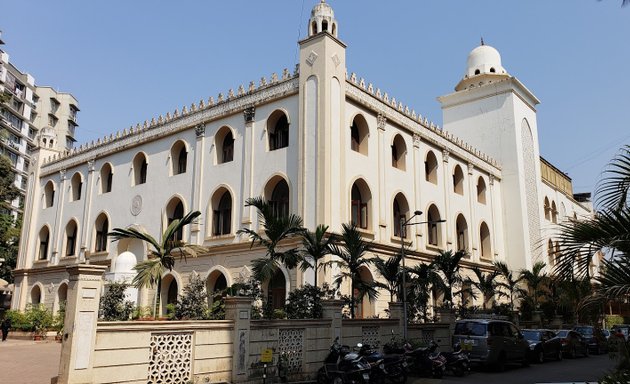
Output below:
[261,348,273,363]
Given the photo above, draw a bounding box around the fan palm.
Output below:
[325,222,377,319]
[236,197,305,299]
[432,249,467,306]
[494,261,526,312]
[467,267,499,310]
[108,210,206,317]
[554,145,630,299]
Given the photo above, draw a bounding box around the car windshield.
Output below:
[556,330,569,338]
[455,322,487,336]
[522,330,542,341]
[574,327,593,336]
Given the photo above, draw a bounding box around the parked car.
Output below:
[521,329,563,363]
[573,325,609,354]
[611,324,630,342]
[602,329,611,340]
[554,330,589,358]
[453,319,529,371]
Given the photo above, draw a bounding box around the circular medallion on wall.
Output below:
[131,195,143,216]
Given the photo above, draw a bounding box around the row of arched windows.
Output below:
[543,197,577,223]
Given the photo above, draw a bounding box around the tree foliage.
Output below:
[174,274,209,320]
[99,282,134,321]
[0,155,19,206]
[0,213,20,282]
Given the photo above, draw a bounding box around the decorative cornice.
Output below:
[243,106,256,124]
[345,79,501,176]
[40,77,299,176]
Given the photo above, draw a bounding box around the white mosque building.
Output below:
[12,1,593,317]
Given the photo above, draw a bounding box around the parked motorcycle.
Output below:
[387,340,446,378]
[356,343,408,384]
[317,337,372,384]
[439,342,470,377]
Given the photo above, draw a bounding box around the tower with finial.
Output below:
[308,0,338,37]
[438,41,543,271]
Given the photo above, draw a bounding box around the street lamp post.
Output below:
[399,211,446,341]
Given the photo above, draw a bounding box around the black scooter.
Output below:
[317,337,372,384]
[356,343,408,384]
[439,342,470,377]
[385,340,446,378]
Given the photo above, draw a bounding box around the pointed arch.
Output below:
[70,172,83,202]
[453,165,464,195]
[215,126,236,164]
[170,140,189,175]
[477,176,487,204]
[64,219,79,257]
[263,175,291,218]
[350,178,372,230]
[166,196,186,241]
[544,196,550,221]
[267,109,290,150]
[392,192,410,238]
[132,152,148,185]
[43,180,55,208]
[210,187,233,236]
[479,221,492,260]
[100,162,113,194]
[391,134,407,171]
[37,225,51,260]
[94,212,110,252]
[350,114,369,155]
[30,283,44,305]
[426,204,442,247]
[425,150,438,184]
[455,214,469,252]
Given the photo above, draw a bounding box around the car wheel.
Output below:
[332,375,344,384]
[537,350,544,364]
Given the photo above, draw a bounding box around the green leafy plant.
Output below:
[99,282,134,321]
[25,304,54,336]
[284,283,337,319]
[3,309,30,331]
[174,274,209,320]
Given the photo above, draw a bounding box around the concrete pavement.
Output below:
[0,338,61,384]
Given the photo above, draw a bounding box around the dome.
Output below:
[114,251,137,274]
[465,43,507,78]
[311,0,334,19]
[308,0,338,37]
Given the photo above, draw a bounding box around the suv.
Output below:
[573,325,608,354]
[611,324,630,342]
[453,319,529,371]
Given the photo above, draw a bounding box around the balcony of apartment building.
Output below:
[4,72,26,100]
[0,107,24,136]
[68,103,79,124]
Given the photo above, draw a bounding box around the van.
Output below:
[453,319,530,371]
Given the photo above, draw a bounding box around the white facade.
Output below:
[13,2,591,317]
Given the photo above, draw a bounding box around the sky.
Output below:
[1,1,628,196]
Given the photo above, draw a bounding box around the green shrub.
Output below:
[174,274,208,320]
[25,304,54,335]
[99,282,134,321]
[605,314,625,329]
[3,309,29,331]
[52,300,66,334]
[284,284,337,319]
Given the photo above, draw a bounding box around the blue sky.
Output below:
[1,1,628,195]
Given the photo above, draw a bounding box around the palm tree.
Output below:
[467,267,499,310]
[432,249,467,306]
[108,210,205,317]
[299,224,332,289]
[373,253,403,303]
[555,145,630,298]
[325,222,377,319]
[407,262,438,322]
[494,261,526,312]
[519,261,550,311]
[237,197,305,283]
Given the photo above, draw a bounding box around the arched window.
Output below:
[427,205,441,247]
[477,177,487,204]
[95,214,109,252]
[269,270,287,310]
[38,226,50,260]
[132,153,147,185]
[455,214,469,252]
[206,270,228,306]
[167,199,185,241]
[161,275,179,316]
[393,193,409,238]
[350,115,369,155]
[391,134,407,170]
[100,163,113,193]
[351,180,371,230]
[268,111,289,150]
[555,241,561,264]
[31,285,42,305]
[479,222,491,260]
[551,201,558,224]
[70,173,82,202]
[56,283,68,314]
[560,203,567,221]
[171,141,188,175]
[453,165,464,195]
[44,180,55,208]
[213,191,232,236]
[425,151,438,184]
[65,220,78,257]
[322,19,329,32]
[311,21,317,35]
[544,197,550,221]
[547,239,555,265]
[215,127,234,164]
[269,180,289,218]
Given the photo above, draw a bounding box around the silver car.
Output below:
[453,319,530,371]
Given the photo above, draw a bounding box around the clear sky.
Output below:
[1,1,628,196]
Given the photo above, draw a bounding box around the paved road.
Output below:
[409,353,617,384]
[0,338,61,384]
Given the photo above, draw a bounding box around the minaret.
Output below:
[438,43,543,271]
[298,0,346,231]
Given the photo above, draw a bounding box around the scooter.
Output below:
[399,340,446,379]
[356,343,408,384]
[317,337,372,384]
[439,342,470,377]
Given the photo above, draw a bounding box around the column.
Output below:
[467,163,477,260]
[79,160,96,263]
[225,296,254,383]
[191,123,206,243]
[412,134,422,250]
[321,299,344,342]
[241,106,255,229]
[377,114,387,237]
[57,264,107,384]
[52,170,67,264]
[388,301,404,337]
[442,150,452,249]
